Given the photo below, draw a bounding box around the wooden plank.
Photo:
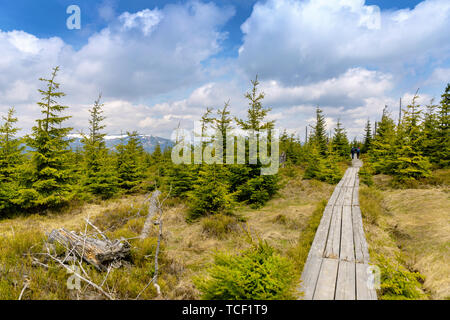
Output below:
[354,168,360,188]
[352,186,360,206]
[335,261,356,300]
[347,168,356,187]
[335,187,346,206]
[313,258,339,300]
[308,205,334,258]
[298,256,323,300]
[352,206,370,263]
[337,170,348,188]
[324,206,342,259]
[343,186,353,206]
[356,263,377,300]
[342,167,353,187]
[327,186,342,207]
[340,205,355,262]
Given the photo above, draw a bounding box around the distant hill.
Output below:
[68,134,174,154]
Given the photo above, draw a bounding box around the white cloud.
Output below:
[427,67,450,85]
[261,67,394,108]
[119,9,163,35]
[0,1,235,136]
[238,0,450,84]
[0,0,448,142]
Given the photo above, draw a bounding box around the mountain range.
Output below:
[68,134,174,154]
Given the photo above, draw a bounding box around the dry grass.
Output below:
[382,188,450,299]
[160,172,333,299]
[360,169,450,300]
[0,195,147,239]
[0,166,334,300]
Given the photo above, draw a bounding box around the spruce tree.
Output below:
[0,108,23,182]
[331,119,349,159]
[369,106,396,174]
[435,84,450,167]
[188,164,233,220]
[309,107,328,156]
[214,101,233,159]
[116,131,145,192]
[303,144,325,180]
[235,76,274,131]
[0,108,24,213]
[421,100,439,164]
[322,144,344,184]
[82,94,118,199]
[22,66,74,209]
[152,143,162,163]
[362,119,372,154]
[389,96,431,183]
[232,76,279,207]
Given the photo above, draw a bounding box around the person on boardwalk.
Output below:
[351,147,356,159]
[356,147,361,159]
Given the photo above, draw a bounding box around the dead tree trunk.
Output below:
[47,228,130,271]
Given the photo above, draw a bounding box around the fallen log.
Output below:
[47,228,130,271]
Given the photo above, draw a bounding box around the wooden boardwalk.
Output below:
[298,159,377,300]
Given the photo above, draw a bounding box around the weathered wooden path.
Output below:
[298,159,377,300]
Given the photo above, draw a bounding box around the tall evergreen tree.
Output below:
[309,107,328,156]
[116,131,145,192]
[369,106,396,174]
[151,143,162,163]
[362,119,372,154]
[82,94,118,199]
[232,76,279,207]
[421,100,439,164]
[389,95,431,182]
[435,83,450,167]
[0,108,24,213]
[214,100,233,159]
[331,119,349,158]
[21,66,74,208]
[0,108,23,182]
[235,76,274,131]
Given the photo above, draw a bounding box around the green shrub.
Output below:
[359,162,374,186]
[236,175,279,209]
[187,165,234,220]
[320,156,343,184]
[376,254,425,300]
[195,240,296,300]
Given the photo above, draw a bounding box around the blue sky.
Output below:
[0,0,449,139]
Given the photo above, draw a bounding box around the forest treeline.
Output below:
[0,66,449,218]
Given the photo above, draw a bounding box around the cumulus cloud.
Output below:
[0,1,235,135]
[238,0,450,84]
[0,0,448,141]
[261,67,394,108]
